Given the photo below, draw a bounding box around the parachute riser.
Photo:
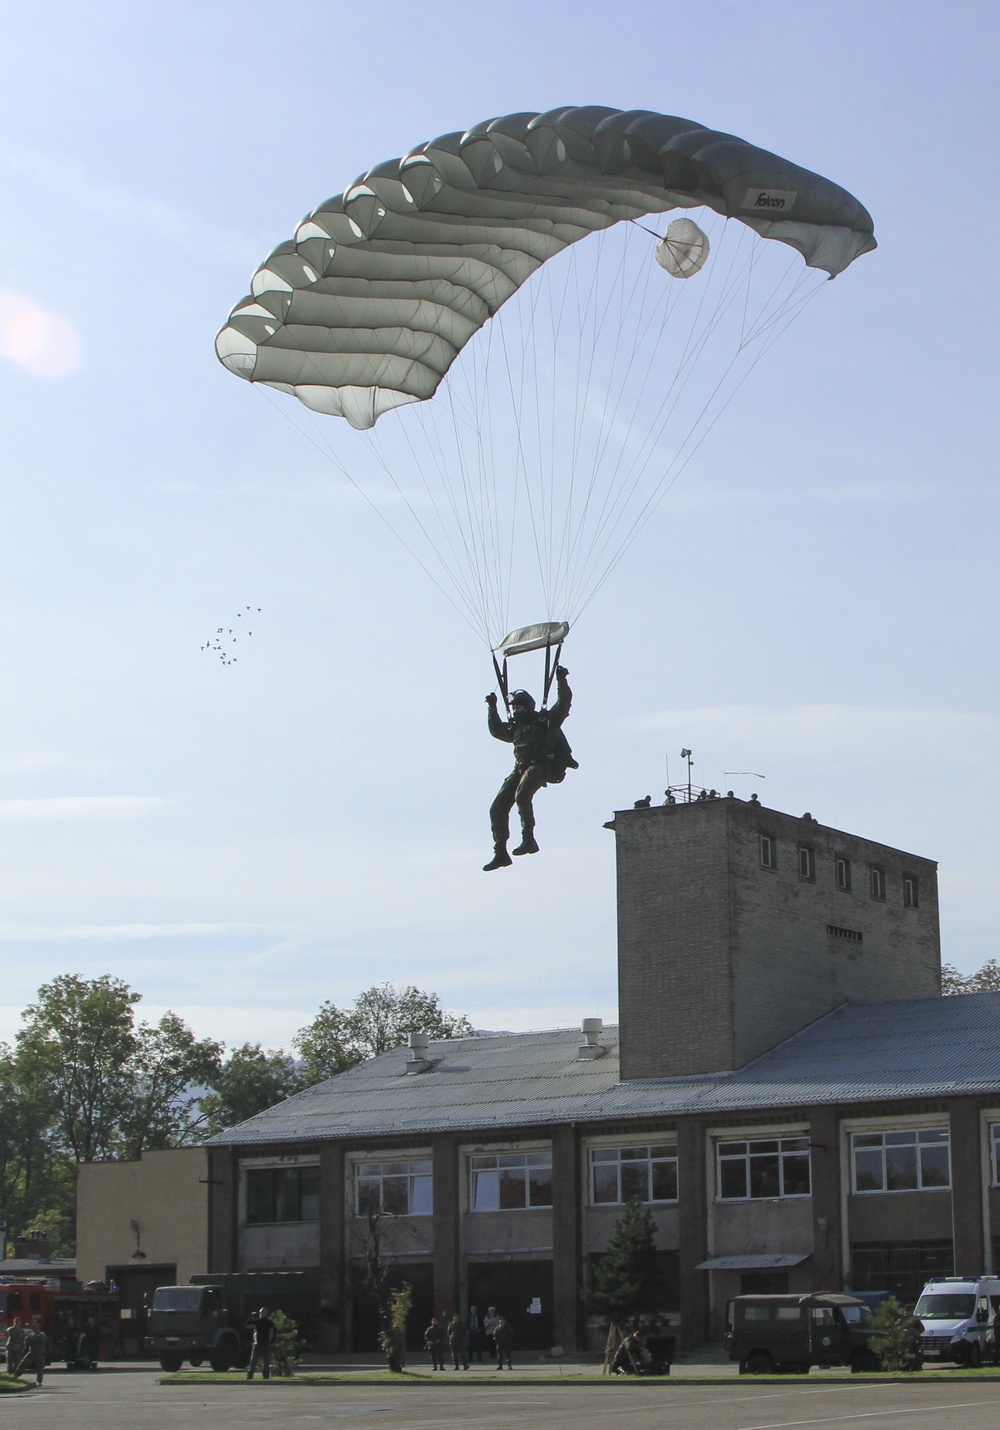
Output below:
[492,651,511,714]
[490,640,563,714]
[541,641,563,709]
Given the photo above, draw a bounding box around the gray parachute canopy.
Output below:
[216,105,875,430]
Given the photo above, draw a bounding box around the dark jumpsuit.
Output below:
[488,669,571,850]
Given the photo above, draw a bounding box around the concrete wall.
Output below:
[614,799,734,1077]
[240,1222,320,1269]
[76,1147,207,1285]
[611,795,940,1078]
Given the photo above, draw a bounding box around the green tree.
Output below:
[942,959,1000,995]
[270,1309,305,1376]
[0,1042,63,1254]
[867,1296,921,1371]
[198,1043,304,1135]
[584,1199,664,1328]
[118,1012,223,1158]
[294,983,474,1084]
[16,974,139,1163]
[6,975,224,1248]
[379,1283,412,1373]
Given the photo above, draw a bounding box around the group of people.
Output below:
[424,1304,513,1371]
[4,1319,50,1385]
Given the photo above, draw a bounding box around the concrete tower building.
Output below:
[608,794,941,1080]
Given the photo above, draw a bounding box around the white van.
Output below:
[913,1276,1000,1366]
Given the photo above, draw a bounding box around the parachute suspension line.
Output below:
[554,229,809,622]
[559,213,742,618]
[563,228,640,592]
[573,264,827,623]
[495,298,556,624]
[382,405,495,645]
[251,383,485,645]
[561,220,681,606]
[628,219,665,241]
[426,331,504,643]
[556,224,653,617]
[357,420,492,644]
[570,222,778,594]
[577,253,816,605]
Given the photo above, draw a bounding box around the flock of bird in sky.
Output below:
[201,607,261,666]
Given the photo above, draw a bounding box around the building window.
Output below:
[470,1151,553,1210]
[245,1164,320,1223]
[835,855,852,892]
[717,1136,811,1200]
[827,924,863,943]
[870,865,886,900]
[354,1159,433,1217]
[851,1129,950,1193]
[590,1144,678,1205]
[798,845,815,881]
[904,875,919,908]
[989,1126,1000,1185]
[760,833,777,870]
[850,1240,953,1305]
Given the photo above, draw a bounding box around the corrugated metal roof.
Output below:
[207,991,1000,1147]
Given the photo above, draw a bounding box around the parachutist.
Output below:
[483,666,574,871]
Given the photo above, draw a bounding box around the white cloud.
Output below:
[0,136,260,266]
[0,796,167,822]
[0,921,270,942]
[0,752,114,779]
[621,704,999,756]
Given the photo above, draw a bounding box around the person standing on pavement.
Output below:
[447,1313,469,1369]
[466,1304,483,1363]
[483,1305,501,1360]
[245,1306,276,1380]
[423,1315,445,1371]
[494,1315,513,1370]
[5,1317,26,1377]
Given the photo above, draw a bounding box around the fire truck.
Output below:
[0,1279,120,1367]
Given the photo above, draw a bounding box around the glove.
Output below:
[486,692,498,705]
[556,665,569,677]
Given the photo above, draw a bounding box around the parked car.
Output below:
[726,1292,884,1374]
[913,1276,1000,1367]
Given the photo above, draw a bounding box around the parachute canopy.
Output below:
[216,105,875,431]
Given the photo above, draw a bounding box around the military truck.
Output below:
[726,1292,886,1375]
[147,1271,318,1373]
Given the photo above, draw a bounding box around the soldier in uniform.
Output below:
[484,666,572,870]
[18,1326,49,1385]
[423,1315,445,1371]
[5,1317,26,1377]
[447,1312,469,1369]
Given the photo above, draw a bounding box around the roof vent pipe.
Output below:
[577,1017,607,1060]
[406,1031,431,1073]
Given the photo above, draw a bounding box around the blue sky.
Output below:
[0,1,997,1049]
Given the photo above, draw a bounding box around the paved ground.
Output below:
[5,1365,1000,1429]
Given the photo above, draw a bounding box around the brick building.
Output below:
[206,794,1000,1350]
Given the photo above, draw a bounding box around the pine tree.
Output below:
[584,1198,663,1326]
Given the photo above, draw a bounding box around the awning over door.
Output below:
[695,1253,811,1271]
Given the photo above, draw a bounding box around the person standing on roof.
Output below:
[483,666,573,871]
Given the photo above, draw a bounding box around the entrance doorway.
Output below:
[467,1260,553,1352]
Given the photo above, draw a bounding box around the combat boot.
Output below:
[512,834,539,856]
[483,848,513,871]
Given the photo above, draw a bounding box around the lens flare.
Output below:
[0,289,83,378]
